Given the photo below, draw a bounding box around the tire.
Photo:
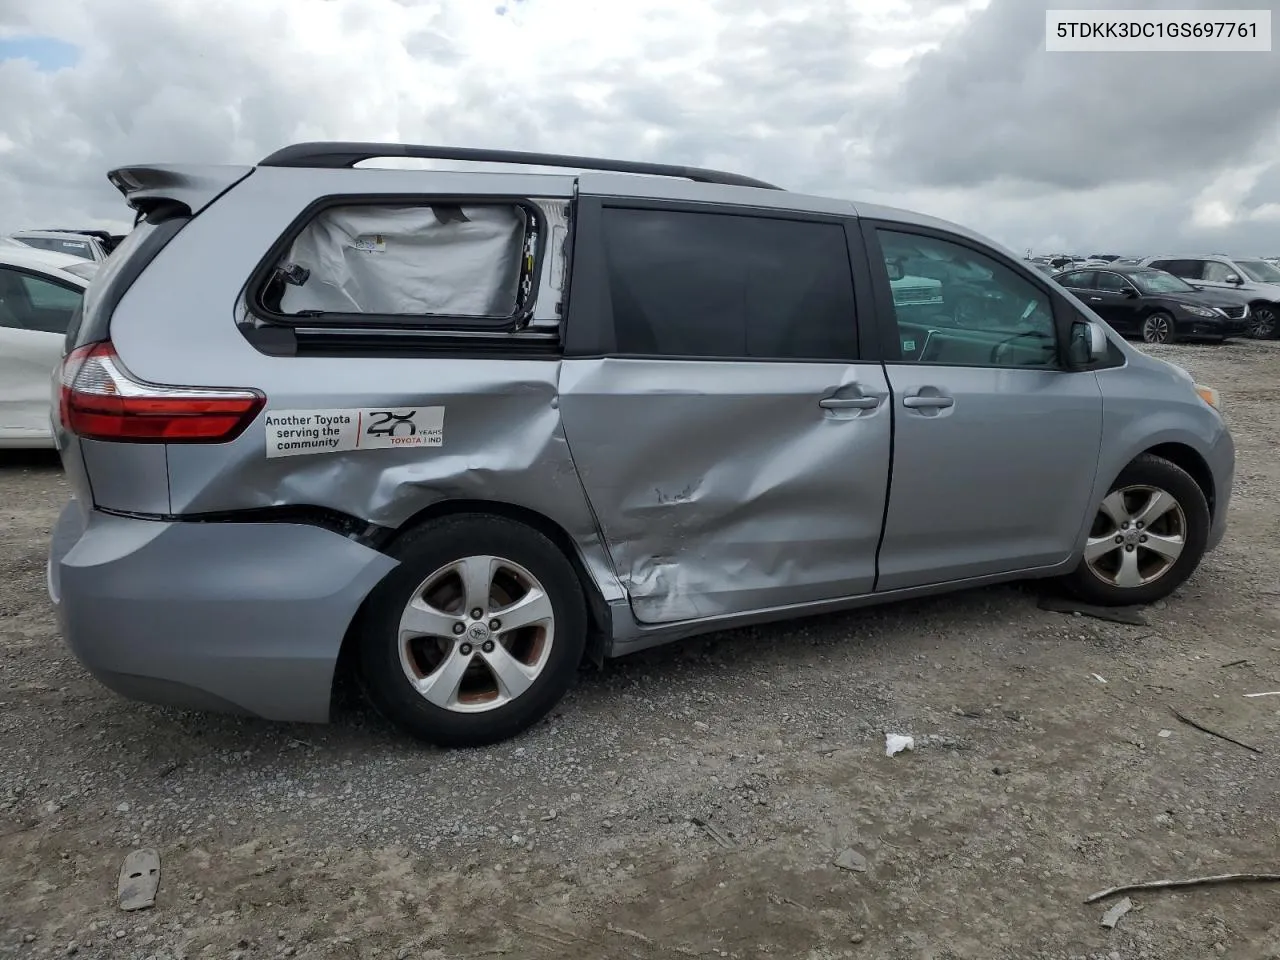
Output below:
[1140,311,1176,344]
[1061,454,1210,607]
[1248,303,1278,339]
[356,515,588,748]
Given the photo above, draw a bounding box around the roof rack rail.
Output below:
[256,141,783,191]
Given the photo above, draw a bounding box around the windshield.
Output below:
[1130,270,1196,295]
[1236,259,1280,283]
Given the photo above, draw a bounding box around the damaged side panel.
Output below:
[558,358,893,624]
[107,167,623,607]
[163,360,625,606]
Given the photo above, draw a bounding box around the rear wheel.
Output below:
[1248,303,1277,339]
[1061,455,1209,606]
[357,515,587,747]
[1141,311,1176,344]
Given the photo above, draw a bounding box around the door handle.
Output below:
[903,395,954,409]
[819,396,879,410]
[1088,296,1103,302]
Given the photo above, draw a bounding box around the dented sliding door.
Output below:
[559,195,891,624]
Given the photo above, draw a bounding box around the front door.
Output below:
[0,267,81,442]
[1089,270,1142,335]
[864,224,1105,591]
[559,199,892,624]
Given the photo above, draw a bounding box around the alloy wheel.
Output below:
[1141,315,1171,344]
[1250,306,1277,339]
[397,555,555,713]
[1083,485,1187,589]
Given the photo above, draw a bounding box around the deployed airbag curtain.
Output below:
[278,204,527,317]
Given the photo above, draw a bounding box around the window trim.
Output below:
[858,218,1075,370]
[245,193,548,332]
[563,195,870,363]
[1057,270,1097,290]
[0,263,85,335]
[1094,271,1138,295]
[1201,259,1239,283]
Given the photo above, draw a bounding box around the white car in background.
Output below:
[0,246,94,448]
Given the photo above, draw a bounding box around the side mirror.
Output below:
[1226,273,1242,284]
[885,258,905,282]
[1123,287,1139,298]
[1070,319,1109,366]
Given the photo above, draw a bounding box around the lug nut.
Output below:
[1139,535,1148,543]
[1124,545,1135,552]
[1136,521,1144,529]
[452,623,466,635]
[489,619,501,630]
[482,640,495,653]
[1121,521,1130,529]
[459,643,473,655]
[471,608,484,620]
[1114,535,1124,544]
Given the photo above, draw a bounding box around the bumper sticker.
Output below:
[265,407,445,458]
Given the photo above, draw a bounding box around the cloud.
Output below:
[0,0,1276,255]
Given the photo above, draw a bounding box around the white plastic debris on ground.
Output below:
[885,734,915,757]
[278,204,526,317]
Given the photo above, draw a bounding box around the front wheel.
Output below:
[1061,454,1209,606]
[1141,311,1176,344]
[357,515,588,748]
[1248,304,1278,339]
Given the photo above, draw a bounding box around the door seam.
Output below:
[872,362,895,593]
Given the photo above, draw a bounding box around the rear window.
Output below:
[257,201,540,327]
[18,236,94,260]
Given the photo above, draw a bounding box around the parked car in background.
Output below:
[48,142,1233,747]
[1054,265,1253,343]
[1138,254,1280,339]
[9,229,113,264]
[0,247,91,448]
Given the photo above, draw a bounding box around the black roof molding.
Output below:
[257,141,783,191]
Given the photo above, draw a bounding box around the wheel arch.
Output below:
[1136,442,1215,515]
[332,499,614,709]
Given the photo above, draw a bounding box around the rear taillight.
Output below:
[58,342,265,443]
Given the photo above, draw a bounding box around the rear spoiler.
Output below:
[106,164,254,220]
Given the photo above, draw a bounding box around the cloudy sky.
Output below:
[0,0,1277,255]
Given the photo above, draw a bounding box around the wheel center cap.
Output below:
[1124,529,1142,545]
[467,622,491,643]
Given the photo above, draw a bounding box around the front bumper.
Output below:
[1176,315,1252,338]
[48,502,398,722]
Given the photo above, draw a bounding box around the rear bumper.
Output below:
[48,502,398,722]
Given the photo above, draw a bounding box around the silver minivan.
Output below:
[48,143,1234,747]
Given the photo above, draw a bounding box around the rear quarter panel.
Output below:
[106,167,625,605]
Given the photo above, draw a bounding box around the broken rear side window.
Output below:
[261,202,538,324]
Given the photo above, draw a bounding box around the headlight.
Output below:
[1195,383,1222,411]
[1179,303,1217,318]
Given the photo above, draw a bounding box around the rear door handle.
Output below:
[819,396,879,410]
[1088,296,1103,302]
[903,395,954,409]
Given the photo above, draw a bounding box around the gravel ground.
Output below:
[3,339,1279,960]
